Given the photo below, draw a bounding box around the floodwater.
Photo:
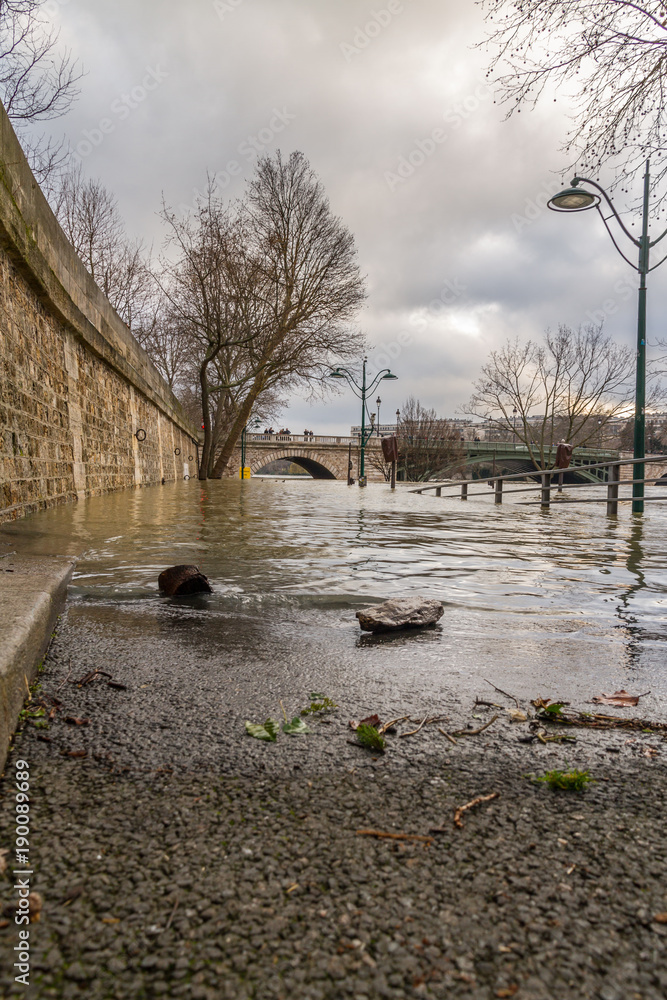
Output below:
[3,479,667,716]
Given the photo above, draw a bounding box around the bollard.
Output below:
[606,462,620,517]
[435,486,442,497]
[461,482,468,501]
[541,473,551,507]
[494,479,503,504]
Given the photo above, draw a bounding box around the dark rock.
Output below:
[158,565,212,596]
[356,597,444,632]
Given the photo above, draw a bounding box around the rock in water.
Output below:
[356,597,444,633]
[158,565,212,596]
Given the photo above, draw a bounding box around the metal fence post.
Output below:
[461,482,468,501]
[606,462,620,517]
[495,479,503,504]
[541,473,551,507]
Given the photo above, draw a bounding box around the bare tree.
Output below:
[479,1,667,188]
[0,1,82,179]
[397,397,464,481]
[155,191,263,479]
[207,151,366,478]
[53,166,153,329]
[464,324,638,468]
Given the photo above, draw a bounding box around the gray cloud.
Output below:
[33,0,664,433]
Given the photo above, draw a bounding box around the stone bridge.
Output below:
[224,434,388,481]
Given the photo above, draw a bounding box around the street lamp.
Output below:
[376,396,382,436]
[548,161,667,513]
[328,358,398,482]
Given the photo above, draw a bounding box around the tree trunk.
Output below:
[210,388,261,478]
[198,362,213,481]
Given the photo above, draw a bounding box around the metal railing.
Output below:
[411,455,667,516]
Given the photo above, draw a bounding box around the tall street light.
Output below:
[548,159,667,513]
[328,358,398,482]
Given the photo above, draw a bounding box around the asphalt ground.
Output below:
[1,612,667,1000]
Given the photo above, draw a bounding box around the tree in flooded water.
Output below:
[155,152,366,480]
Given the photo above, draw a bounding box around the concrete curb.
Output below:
[0,553,75,772]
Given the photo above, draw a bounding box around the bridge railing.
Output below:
[247,434,376,445]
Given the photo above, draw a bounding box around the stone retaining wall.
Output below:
[0,104,198,523]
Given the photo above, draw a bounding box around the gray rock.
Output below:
[355,597,444,632]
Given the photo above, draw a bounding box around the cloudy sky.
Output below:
[33,0,665,433]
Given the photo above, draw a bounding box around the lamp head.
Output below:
[382,371,398,380]
[548,182,599,212]
[328,368,345,379]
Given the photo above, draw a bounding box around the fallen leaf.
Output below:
[508,709,527,723]
[282,717,310,736]
[101,917,120,924]
[496,987,519,998]
[652,913,667,924]
[60,749,87,758]
[64,717,90,726]
[245,719,279,742]
[591,689,642,707]
[349,714,381,731]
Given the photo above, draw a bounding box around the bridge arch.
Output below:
[249,448,338,480]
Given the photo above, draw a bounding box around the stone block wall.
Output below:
[0,104,197,522]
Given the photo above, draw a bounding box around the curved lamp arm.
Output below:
[571,175,640,247]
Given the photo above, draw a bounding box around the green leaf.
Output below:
[283,717,310,736]
[245,719,279,742]
[544,703,564,716]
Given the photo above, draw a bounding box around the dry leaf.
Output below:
[496,988,519,998]
[64,717,90,726]
[652,913,667,924]
[349,714,381,730]
[591,690,641,707]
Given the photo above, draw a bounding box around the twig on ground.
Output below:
[74,669,113,686]
[377,716,410,735]
[165,898,179,931]
[484,679,519,708]
[400,716,447,738]
[439,728,458,745]
[453,714,499,737]
[474,698,501,708]
[452,792,500,829]
[56,659,73,693]
[356,829,433,844]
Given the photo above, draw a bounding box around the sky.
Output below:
[31,0,667,434]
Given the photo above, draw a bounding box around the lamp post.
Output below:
[548,160,667,513]
[328,358,398,482]
[376,396,382,436]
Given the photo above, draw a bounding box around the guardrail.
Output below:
[411,455,667,516]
